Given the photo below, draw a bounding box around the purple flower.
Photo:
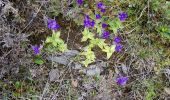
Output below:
[96,14,101,19]
[97,2,106,13]
[84,16,91,27]
[77,0,83,5]
[47,19,60,30]
[116,76,129,86]
[31,45,42,55]
[118,12,128,21]
[85,15,90,19]
[100,9,106,13]
[114,36,121,44]
[102,31,110,39]
[90,20,95,27]
[84,19,91,27]
[102,23,108,28]
[115,45,123,52]
[83,15,95,28]
[97,2,104,9]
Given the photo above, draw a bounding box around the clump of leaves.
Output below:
[77,0,127,67]
[156,25,170,40]
[144,80,160,100]
[45,31,67,53]
[107,18,123,34]
[13,81,23,97]
[33,55,45,65]
[80,28,116,67]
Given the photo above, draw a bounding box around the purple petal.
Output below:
[90,20,95,27]
[114,36,121,44]
[31,45,41,55]
[77,0,83,5]
[102,31,110,39]
[118,12,128,21]
[102,23,108,28]
[100,9,106,13]
[115,45,123,52]
[96,14,101,19]
[85,15,90,19]
[47,19,60,30]
[116,76,129,86]
[83,15,95,28]
[97,2,104,9]
[84,18,91,27]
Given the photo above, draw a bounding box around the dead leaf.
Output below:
[164,87,170,95]
[30,69,36,77]
[71,79,78,87]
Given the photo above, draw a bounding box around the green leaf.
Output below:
[46,37,52,43]
[95,20,102,35]
[157,25,170,40]
[45,31,67,52]
[52,31,61,38]
[15,81,22,89]
[97,39,106,49]
[96,25,102,35]
[90,38,106,49]
[34,56,44,65]
[146,82,156,100]
[13,92,21,97]
[46,31,61,43]
[82,59,93,67]
[58,43,67,52]
[81,48,96,67]
[82,28,94,42]
[108,18,123,34]
[102,45,116,59]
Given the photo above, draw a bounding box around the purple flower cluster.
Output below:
[116,76,129,86]
[84,15,95,28]
[113,36,123,52]
[118,12,128,21]
[101,23,109,39]
[31,18,61,55]
[81,2,128,46]
[47,19,60,30]
[96,2,110,38]
[77,0,83,5]
[97,2,106,12]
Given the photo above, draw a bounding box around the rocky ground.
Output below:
[0,0,170,100]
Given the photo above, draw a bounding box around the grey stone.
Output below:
[85,65,101,76]
[50,56,69,65]
[49,69,59,82]
[64,50,79,57]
